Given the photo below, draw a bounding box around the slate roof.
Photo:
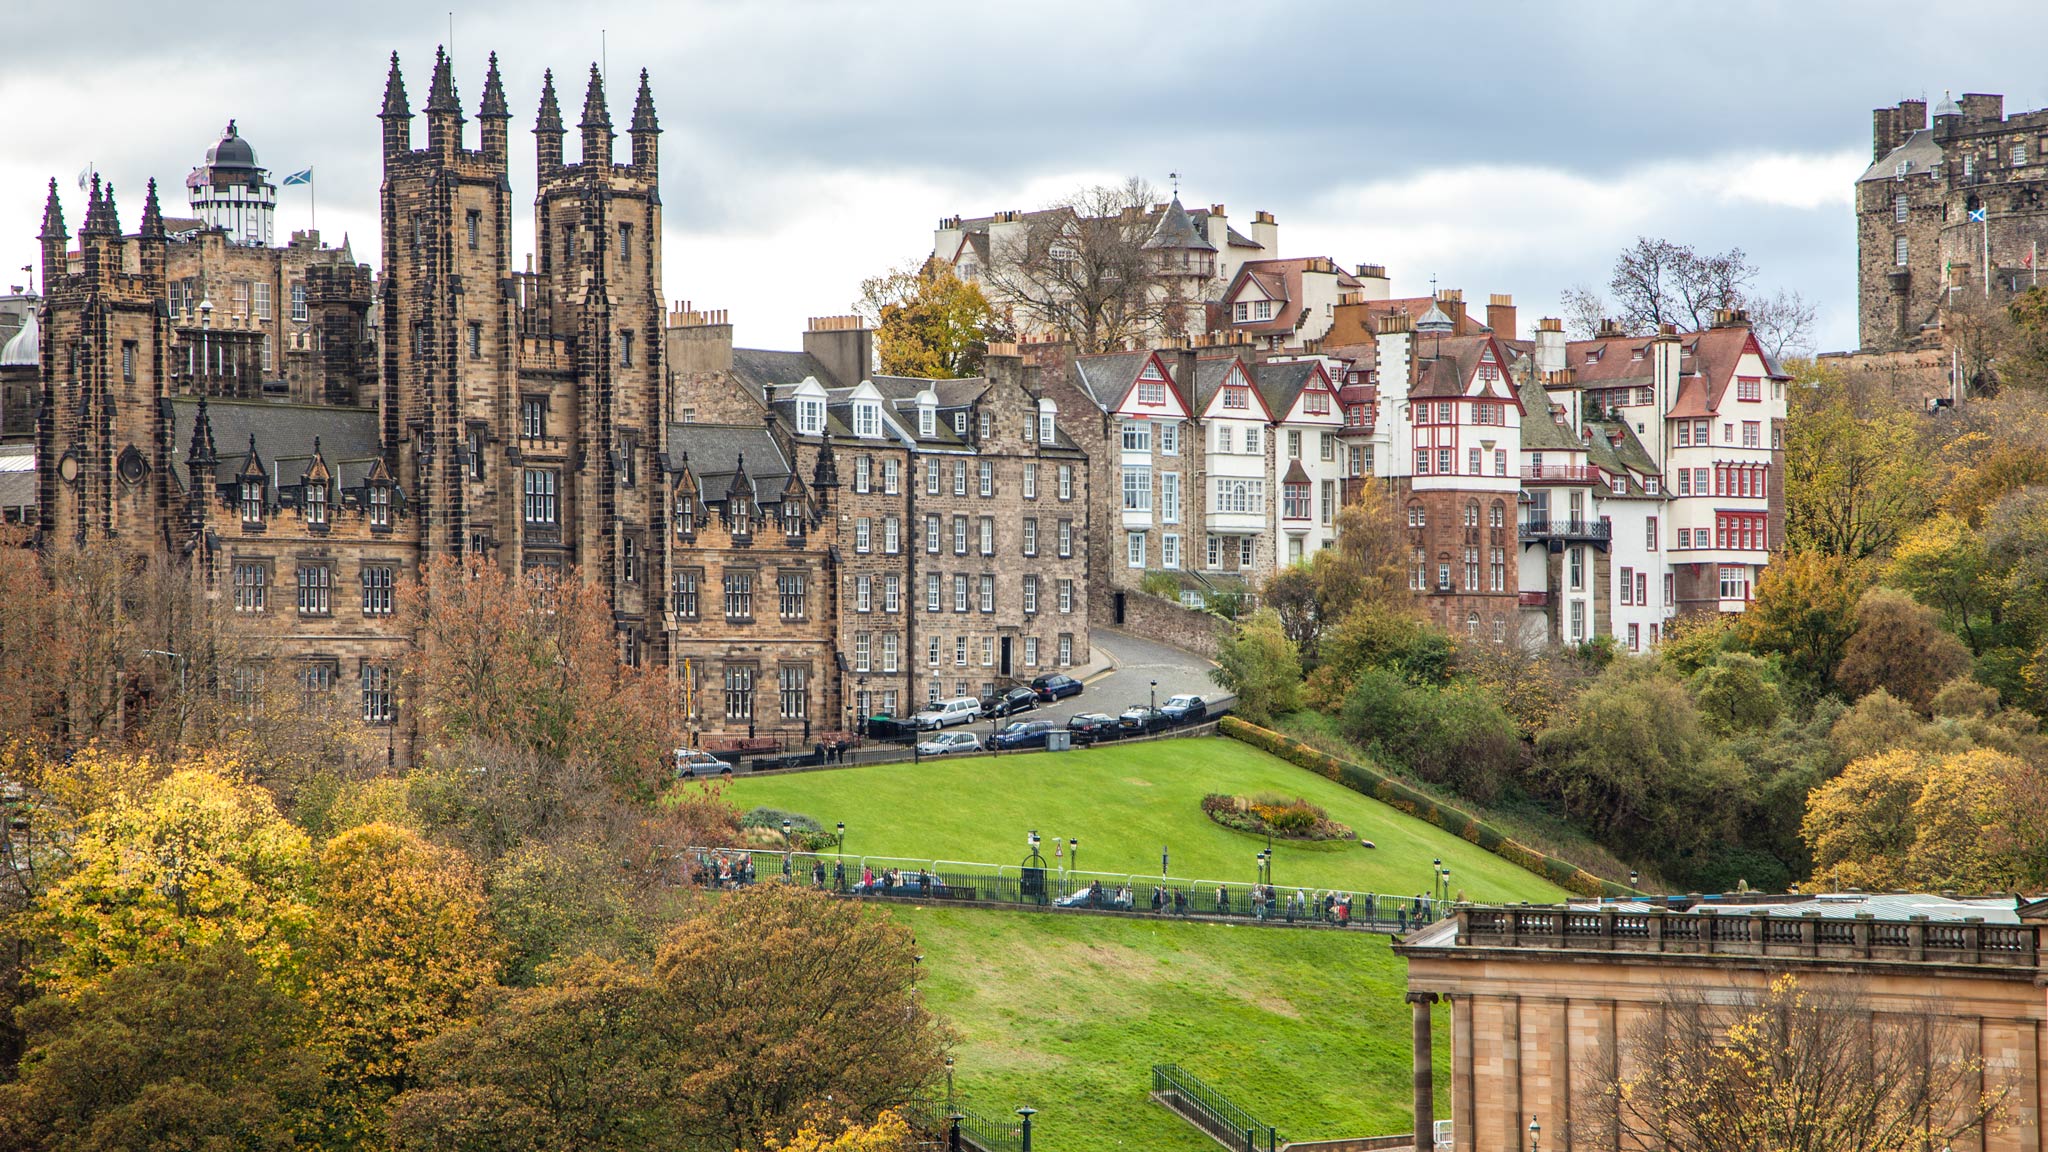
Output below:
[166,396,381,486]
[1216,258,1363,336]
[1189,356,1246,413]
[1860,127,1946,183]
[1253,360,1321,418]
[1516,367,1582,454]
[666,423,791,500]
[1141,196,1217,253]
[1069,350,1151,410]
[731,347,841,398]
[1583,417,1663,491]
[1410,335,1500,400]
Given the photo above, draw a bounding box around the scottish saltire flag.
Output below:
[282,168,313,187]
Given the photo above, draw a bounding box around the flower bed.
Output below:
[1201,792,1356,842]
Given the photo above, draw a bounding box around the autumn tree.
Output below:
[1688,652,1782,736]
[1887,513,1996,652]
[306,822,501,1145]
[856,263,1000,378]
[402,557,677,796]
[394,886,947,1152]
[1834,588,1973,713]
[1583,974,2008,1152]
[1558,236,1814,356]
[1804,746,2048,892]
[34,758,313,995]
[1210,608,1302,726]
[0,942,320,1152]
[1739,550,1868,693]
[978,178,1176,351]
[1781,359,1936,559]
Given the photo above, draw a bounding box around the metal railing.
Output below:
[1518,516,1611,541]
[1152,1064,1280,1152]
[672,846,1449,933]
[903,1096,1030,1152]
[1520,464,1598,483]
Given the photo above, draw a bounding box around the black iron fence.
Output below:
[1152,1064,1279,1152]
[902,1096,1032,1152]
[676,846,1452,932]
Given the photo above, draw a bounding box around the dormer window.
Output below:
[241,479,264,525]
[853,401,881,438]
[675,494,696,536]
[731,496,752,535]
[919,404,935,437]
[783,497,804,535]
[305,482,327,526]
[953,411,968,436]
[1038,400,1056,444]
[368,483,391,528]
[797,398,825,435]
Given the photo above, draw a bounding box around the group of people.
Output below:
[851,865,938,897]
[697,851,759,888]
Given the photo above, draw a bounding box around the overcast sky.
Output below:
[8,0,2048,353]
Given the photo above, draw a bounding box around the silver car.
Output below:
[915,731,983,756]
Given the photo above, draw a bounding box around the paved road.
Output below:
[1010,627,1222,730]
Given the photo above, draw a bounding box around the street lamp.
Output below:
[1441,869,1451,909]
[1528,1116,1540,1152]
[1629,869,1640,891]
[1069,837,1078,875]
[782,818,793,848]
[1149,678,1158,711]
[945,1055,955,1106]
[1017,1107,1037,1152]
[1432,857,1442,903]
[836,821,846,861]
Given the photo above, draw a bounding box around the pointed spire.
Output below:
[381,51,411,119]
[812,430,839,488]
[39,178,66,241]
[82,173,105,235]
[140,178,164,237]
[189,397,218,466]
[535,68,563,132]
[580,63,611,129]
[426,45,461,114]
[630,68,659,134]
[478,51,510,119]
[101,183,122,237]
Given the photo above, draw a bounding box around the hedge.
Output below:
[1217,716,1628,899]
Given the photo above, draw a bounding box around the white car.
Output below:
[915,731,983,756]
[910,696,983,730]
[673,748,737,777]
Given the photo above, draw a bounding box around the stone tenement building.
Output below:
[1860,91,2048,350]
[22,50,1089,749]
[668,312,1092,721]
[1398,893,2048,1152]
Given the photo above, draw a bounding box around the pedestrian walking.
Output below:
[1216,884,1230,915]
[834,860,847,892]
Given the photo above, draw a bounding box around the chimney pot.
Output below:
[1537,317,1562,333]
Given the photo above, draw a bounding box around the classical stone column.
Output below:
[1409,991,1439,1151]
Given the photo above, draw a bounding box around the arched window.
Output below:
[1490,500,1505,529]
[1465,500,1479,528]
[1466,611,1481,636]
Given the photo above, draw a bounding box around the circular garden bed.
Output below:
[1201,793,1356,842]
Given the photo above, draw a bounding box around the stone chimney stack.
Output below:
[802,315,873,390]
[1250,210,1278,256]
[1533,317,1565,375]
[665,300,732,376]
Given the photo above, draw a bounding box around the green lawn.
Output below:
[900,905,1446,1152]
[728,736,1564,904]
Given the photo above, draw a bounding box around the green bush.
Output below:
[1218,716,1616,897]
[740,807,822,834]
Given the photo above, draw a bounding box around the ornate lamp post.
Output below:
[1528,1116,1540,1152]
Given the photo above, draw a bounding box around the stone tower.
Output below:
[36,176,177,546]
[524,63,667,658]
[378,47,519,564]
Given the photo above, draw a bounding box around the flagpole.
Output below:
[311,171,316,232]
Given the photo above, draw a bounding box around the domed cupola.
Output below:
[186,120,276,246]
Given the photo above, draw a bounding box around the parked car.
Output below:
[982,687,1040,719]
[1067,712,1119,743]
[866,714,915,741]
[915,731,983,756]
[910,696,983,730]
[991,719,1058,750]
[1030,672,1084,702]
[1160,694,1208,724]
[674,748,738,777]
[1118,704,1170,734]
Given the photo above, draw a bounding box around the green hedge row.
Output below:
[1218,716,1626,899]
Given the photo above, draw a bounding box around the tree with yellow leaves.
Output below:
[1584,973,2008,1151]
[32,758,313,996]
[857,263,1000,379]
[767,1110,914,1152]
[1803,746,2048,892]
[306,822,501,1146]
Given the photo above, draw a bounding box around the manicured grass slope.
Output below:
[899,905,1447,1152]
[730,737,1564,903]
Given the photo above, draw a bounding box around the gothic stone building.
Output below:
[1860,91,2048,351]
[29,50,871,748]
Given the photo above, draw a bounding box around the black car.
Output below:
[1067,712,1119,743]
[1159,694,1208,724]
[990,719,1058,750]
[982,687,1040,719]
[1031,672,1083,702]
[1118,704,1169,734]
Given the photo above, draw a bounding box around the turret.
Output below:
[186,396,218,533]
[579,63,612,167]
[137,178,167,289]
[425,46,463,157]
[534,69,564,176]
[478,51,511,162]
[38,179,66,284]
[630,68,660,171]
[380,52,412,161]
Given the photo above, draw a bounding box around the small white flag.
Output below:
[76,164,94,193]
